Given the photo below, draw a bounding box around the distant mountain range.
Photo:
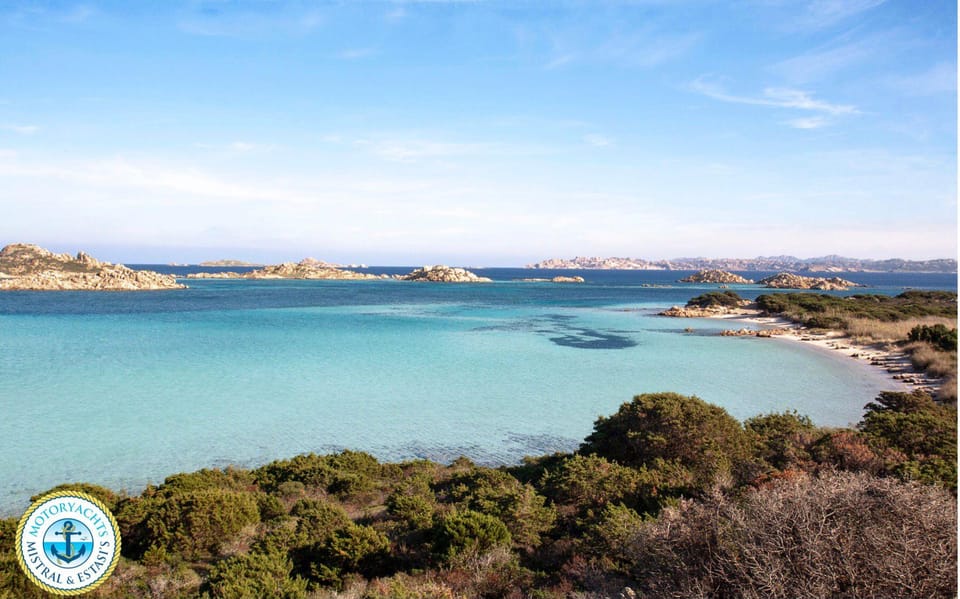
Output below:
[526,255,958,273]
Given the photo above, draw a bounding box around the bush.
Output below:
[581,392,755,493]
[386,482,437,530]
[625,472,957,598]
[205,549,307,599]
[29,482,120,512]
[908,324,958,352]
[119,488,261,560]
[308,523,390,587]
[859,391,957,490]
[290,498,351,546]
[254,450,386,497]
[440,468,555,549]
[745,411,820,472]
[433,510,511,561]
[540,455,641,517]
[686,291,744,309]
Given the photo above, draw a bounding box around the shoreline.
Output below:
[705,310,935,396]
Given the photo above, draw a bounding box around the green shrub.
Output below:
[433,510,511,561]
[308,523,390,588]
[440,468,555,549]
[581,392,755,493]
[587,503,645,563]
[160,467,253,495]
[290,498,351,546]
[386,480,437,530]
[540,454,641,513]
[745,411,820,471]
[120,489,260,560]
[206,549,307,599]
[258,493,287,521]
[908,324,958,352]
[686,291,744,309]
[254,450,386,496]
[859,391,957,490]
[29,482,119,512]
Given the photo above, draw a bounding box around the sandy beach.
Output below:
[707,311,936,396]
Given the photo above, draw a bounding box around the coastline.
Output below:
[705,310,933,396]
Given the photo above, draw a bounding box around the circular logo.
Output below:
[15,491,121,595]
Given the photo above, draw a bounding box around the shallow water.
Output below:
[0,269,953,514]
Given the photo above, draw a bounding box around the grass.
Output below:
[846,316,958,345]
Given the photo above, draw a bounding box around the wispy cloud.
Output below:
[196,141,277,153]
[772,35,880,83]
[690,77,859,118]
[337,48,377,60]
[786,116,829,129]
[789,0,886,31]
[768,0,886,31]
[353,138,492,162]
[543,26,700,70]
[885,62,957,96]
[1,124,39,135]
[583,134,614,147]
[177,7,324,38]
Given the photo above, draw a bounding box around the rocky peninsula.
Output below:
[0,244,185,291]
[679,269,754,284]
[759,272,862,290]
[399,265,492,283]
[187,259,387,280]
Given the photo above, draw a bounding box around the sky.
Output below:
[0,0,956,265]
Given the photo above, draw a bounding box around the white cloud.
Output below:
[690,77,859,118]
[772,36,879,83]
[2,124,39,135]
[796,0,886,30]
[196,141,276,153]
[583,134,614,147]
[353,138,492,162]
[885,62,957,96]
[786,116,829,129]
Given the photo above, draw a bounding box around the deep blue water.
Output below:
[0,269,954,514]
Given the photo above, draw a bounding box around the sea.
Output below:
[0,267,955,514]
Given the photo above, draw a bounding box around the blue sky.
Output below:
[0,0,955,265]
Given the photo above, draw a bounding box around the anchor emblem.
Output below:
[50,520,87,564]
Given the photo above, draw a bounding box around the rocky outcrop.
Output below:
[659,305,738,318]
[720,328,790,337]
[679,269,754,284]
[188,259,386,280]
[0,244,184,290]
[399,265,492,283]
[198,259,262,267]
[759,272,862,290]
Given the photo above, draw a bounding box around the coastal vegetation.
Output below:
[0,391,955,598]
[753,290,958,401]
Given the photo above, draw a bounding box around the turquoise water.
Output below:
[0,270,953,514]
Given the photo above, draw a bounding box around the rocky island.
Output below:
[759,272,862,290]
[399,265,492,283]
[515,276,586,283]
[679,269,754,284]
[198,259,263,267]
[188,259,387,280]
[0,244,185,291]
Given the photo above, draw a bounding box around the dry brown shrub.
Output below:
[906,342,958,377]
[846,316,957,344]
[627,471,957,599]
